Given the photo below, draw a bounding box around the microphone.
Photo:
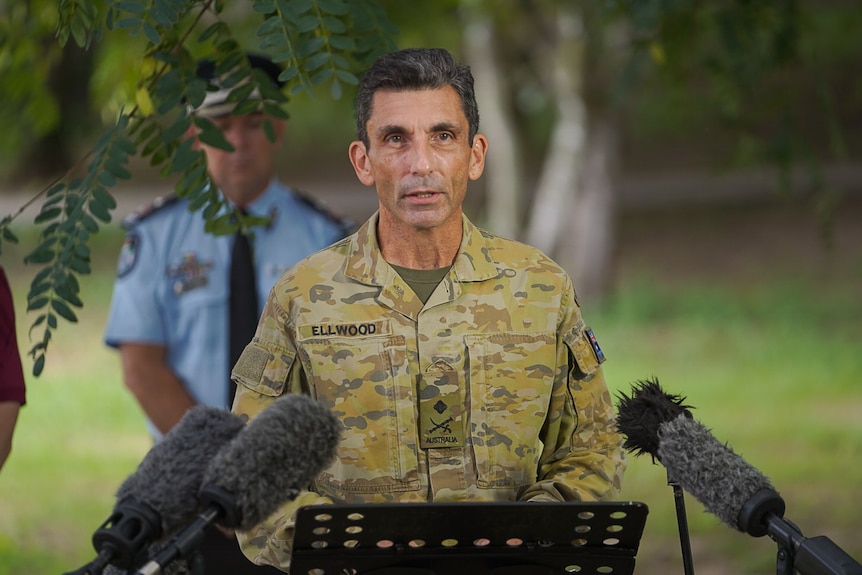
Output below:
[135,393,342,575]
[617,378,862,575]
[66,406,246,575]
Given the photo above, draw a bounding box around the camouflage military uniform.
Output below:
[231,213,626,570]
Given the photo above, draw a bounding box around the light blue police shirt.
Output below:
[104,180,351,438]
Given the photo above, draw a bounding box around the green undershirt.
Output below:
[390,264,452,305]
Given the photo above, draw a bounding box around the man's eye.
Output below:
[437,132,454,141]
[385,134,403,143]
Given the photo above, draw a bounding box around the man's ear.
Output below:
[348,141,375,187]
[468,133,488,181]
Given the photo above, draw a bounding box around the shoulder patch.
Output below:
[116,232,140,278]
[291,188,356,234]
[122,192,179,229]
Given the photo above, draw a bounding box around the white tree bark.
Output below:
[461,9,522,239]
[524,8,587,255]
[557,111,619,305]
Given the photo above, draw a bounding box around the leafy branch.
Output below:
[2,0,396,376]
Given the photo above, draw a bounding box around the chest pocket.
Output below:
[466,331,556,489]
[297,321,419,498]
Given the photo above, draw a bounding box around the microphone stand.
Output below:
[668,473,696,575]
[738,490,862,575]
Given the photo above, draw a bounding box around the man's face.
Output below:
[349,87,487,233]
[197,112,284,207]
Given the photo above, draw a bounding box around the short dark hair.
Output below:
[354,48,480,147]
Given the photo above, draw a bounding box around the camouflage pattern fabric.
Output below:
[231,212,627,571]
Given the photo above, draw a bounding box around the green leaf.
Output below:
[51,299,79,323]
[196,121,234,151]
[25,249,55,265]
[93,187,118,210]
[264,119,276,142]
[318,0,349,16]
[33,354,45,377]
[296,14,321,33]
[143,22,161,45]
[330,78,342,100]
[117,1,148,15]
[322,16,347,34]
[311,68,334,84]
[28,297,49,312]
[329,35,356,51]
[97,170,117,188]
[306,52,330,72]
[262,102,289,120]
[34,207,62,224]
[89,198,113,223]
[335,69,358,85]
[253,0,277,14]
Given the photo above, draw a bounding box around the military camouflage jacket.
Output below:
[231,212,626,570]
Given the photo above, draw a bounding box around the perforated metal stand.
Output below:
[290,501,648,575]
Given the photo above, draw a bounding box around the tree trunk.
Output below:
[524,8,586,256]
[14,41,96,183]
[556,110,620,306]
[461,7,522,239]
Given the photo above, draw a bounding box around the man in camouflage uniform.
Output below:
[231,47,626,571]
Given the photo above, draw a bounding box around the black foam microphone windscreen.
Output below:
[200,393,342,530]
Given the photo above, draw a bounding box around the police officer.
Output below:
[103,53,352,574]
[230,48,626,572]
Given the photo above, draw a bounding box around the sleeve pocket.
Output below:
[563,325,601,379]
[231,340,296,397]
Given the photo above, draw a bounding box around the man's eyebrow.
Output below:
[431,122,461,134]
[375,124,405,137]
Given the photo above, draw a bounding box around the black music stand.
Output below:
[291,501,648,575]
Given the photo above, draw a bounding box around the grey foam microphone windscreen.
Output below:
[657,414,778,530]
[200,393,342,531]
[116,406,246,533]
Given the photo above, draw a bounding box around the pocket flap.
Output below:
[231,340,296,397]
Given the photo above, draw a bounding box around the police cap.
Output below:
[191,52,284,118]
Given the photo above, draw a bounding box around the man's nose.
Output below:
[225,126,250,150]
[409,139,434,175]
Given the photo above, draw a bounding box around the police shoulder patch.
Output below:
[117,232,140,278]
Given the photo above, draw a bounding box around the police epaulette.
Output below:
[292,188,357,234]
[122,192,179,229]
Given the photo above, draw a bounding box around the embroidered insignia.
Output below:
[167,253,214,295]
[117,233,140,278]
[585,327,606,364]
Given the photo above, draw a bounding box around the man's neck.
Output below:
[377,216,462,270]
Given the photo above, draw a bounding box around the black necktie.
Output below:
[228,227,258,407]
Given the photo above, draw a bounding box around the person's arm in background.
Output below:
[0,267,26,473]
[118,342,197,436]
[0,402,21,471]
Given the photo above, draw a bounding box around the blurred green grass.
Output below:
[1,201,861,575]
